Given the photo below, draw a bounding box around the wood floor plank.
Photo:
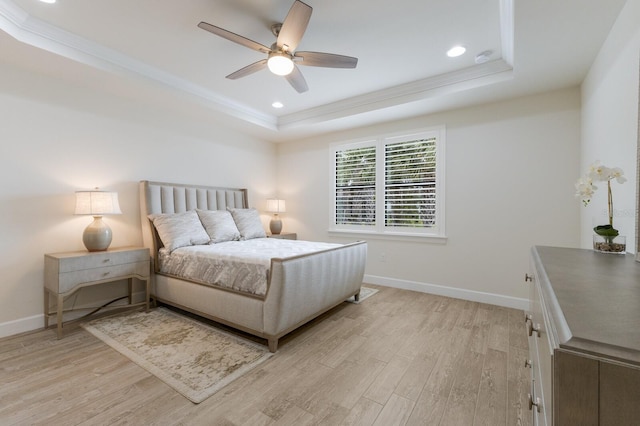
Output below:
[363,354,412,404]
[340,397,384,426]
[508,308,530,351]
[487,307,510,353]
[405,327,472,425]
[507,346,532,426]
[438,348,484,426]
[474,348,508,426]
[0,285,531,426]
[393,350,438,402]
[372,393,415,426]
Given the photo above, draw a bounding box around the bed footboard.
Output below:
[263,240,367,351]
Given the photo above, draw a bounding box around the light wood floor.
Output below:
[0,285,532,425]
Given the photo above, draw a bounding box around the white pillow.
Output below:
[228,208,266,240]
[148,210,210,252]
[196,209,241,243]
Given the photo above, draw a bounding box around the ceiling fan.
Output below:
[197,0,358,93]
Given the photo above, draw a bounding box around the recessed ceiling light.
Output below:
[39,0,56,3]
[447,45,466,58]
[272,101,284,109]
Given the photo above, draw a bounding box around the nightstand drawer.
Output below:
[54,248,149,272]
[57,260,149,294]
[266,232,297,240]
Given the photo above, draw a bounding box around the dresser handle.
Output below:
[524,273,533,282]
[103,271,111,277]
[528,393,542,413]
[528,321,541,337]
[103,258,110,263]
[524,359,532,368]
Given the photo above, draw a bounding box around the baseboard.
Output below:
[364,274,529,310]
[0,290,149,339]
[0,313,44,339]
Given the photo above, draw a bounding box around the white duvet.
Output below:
[157,238,340,297]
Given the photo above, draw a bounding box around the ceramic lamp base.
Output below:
[269,216,283,235]
[83,216,113,252]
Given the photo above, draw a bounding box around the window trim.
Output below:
[329,126,446,240]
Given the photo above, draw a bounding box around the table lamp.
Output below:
[266,199,286,234]
[75,188,122,251]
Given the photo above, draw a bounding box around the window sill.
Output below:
[327,229,447,244]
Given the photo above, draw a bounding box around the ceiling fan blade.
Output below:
[226,59,268,80]
[294,51,358,68]
[277,1,312,52]
[285,65,309,93]
[198,22,271,54]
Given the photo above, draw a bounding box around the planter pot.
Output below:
[593,234,626,254]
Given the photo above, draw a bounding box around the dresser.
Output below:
[44,246,150,338]
[526,246,640,425]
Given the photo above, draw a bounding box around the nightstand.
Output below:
[44,246,150,338]
[266,232,297,240]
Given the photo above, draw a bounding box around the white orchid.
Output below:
[575,161,626,235]
[587,161,627,184]
[575,176,596,207]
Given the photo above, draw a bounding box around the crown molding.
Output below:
[277,60,513,129]
[0,0,514,133]
[0,0,277,130]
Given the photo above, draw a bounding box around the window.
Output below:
[331,128,445,238]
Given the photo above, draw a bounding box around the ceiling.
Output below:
[0,0,628,142]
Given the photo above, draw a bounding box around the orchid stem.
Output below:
[608,180,613,227]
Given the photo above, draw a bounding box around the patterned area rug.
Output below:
[82,307,272,403]
[346,286,379,303]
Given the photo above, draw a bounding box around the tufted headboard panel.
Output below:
[139,180,248,267]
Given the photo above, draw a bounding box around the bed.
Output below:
[139,180,367,352]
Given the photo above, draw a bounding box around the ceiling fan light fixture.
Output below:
[267,52,294,76]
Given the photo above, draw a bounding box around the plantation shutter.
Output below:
[384,137,437,228]
[335,145,376,225]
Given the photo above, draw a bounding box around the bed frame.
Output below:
[139,180,367,352]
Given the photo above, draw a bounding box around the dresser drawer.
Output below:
[528,258,553,426]
[57,260,149,293]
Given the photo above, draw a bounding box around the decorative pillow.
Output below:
[148,210,210,252]
[228,208,267,240]
[196,209,241,243]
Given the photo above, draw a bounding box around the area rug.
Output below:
[346,286,379,304]
[82,307,272,403]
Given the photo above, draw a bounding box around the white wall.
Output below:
[581,0,640,253]
[0,63,277,337]
[277,89,582,308]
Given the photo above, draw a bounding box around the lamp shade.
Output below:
[75,190,122,216]
[266,199,286,214]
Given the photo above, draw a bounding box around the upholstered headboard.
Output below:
[139,180,248,266]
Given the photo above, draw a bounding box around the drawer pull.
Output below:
[528,321,541,337]
[103,258,110,263]
[524,273,533,282]
[524,314,532,324]
[528,393,542,413]
[103,272,111,277]
[524,359,532,368]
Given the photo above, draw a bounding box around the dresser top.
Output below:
[533,246,640,365]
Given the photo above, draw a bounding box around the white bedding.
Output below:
[157,238,340,297]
